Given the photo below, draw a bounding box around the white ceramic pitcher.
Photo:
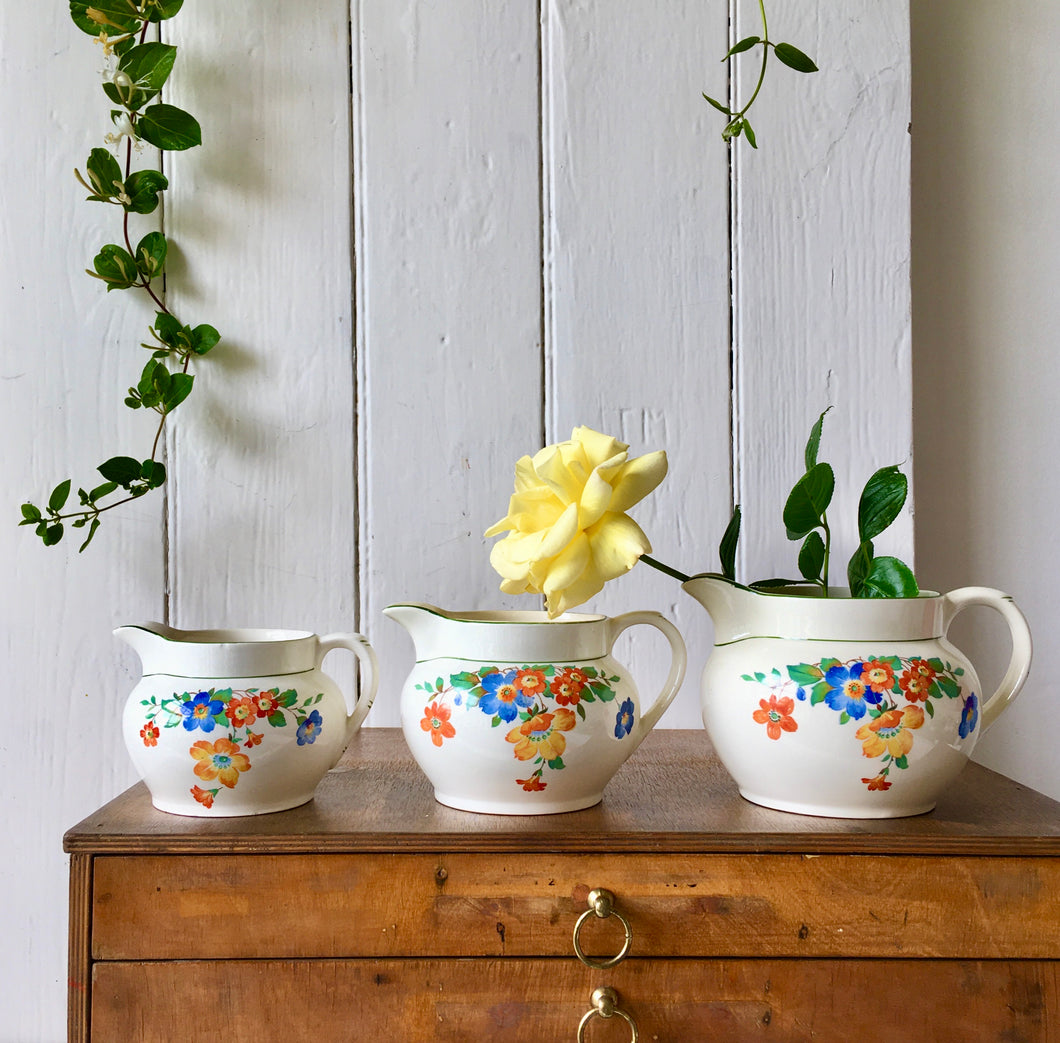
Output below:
[384,604,686,814]
[682,577,1033,818]
[117,623,378,817]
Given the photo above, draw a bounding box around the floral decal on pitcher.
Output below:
[416,664,624,793]
[138,687,326,809]
[744,656,974,792]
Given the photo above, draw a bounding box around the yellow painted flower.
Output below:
[506,708,577,762]
[855,705,925,760]
[485,426,667,617]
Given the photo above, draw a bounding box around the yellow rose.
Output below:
[485,426,667,618]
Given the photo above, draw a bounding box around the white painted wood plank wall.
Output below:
[0,2,910,1037]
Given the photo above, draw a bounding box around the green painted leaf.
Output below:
[137,103,202,151]
[267,711,286,727]
[810,681,830,705]
[787,663,823,685]
[893,754,909,770]
[774,42,819,74]
[858,466,908,542]
[719,505,741,580]
[783,462,834,539]
[547,756,565,770]
[925,700,935,718]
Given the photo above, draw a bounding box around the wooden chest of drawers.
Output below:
[65,729,1060,1041]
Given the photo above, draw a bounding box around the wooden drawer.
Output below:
[92,851,1060,960]
[91,957,1060,1041]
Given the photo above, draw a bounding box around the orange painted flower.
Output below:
[506,708,577,762]
[514,669,548,698]
[855,705,925,759]
[752,695,798,740]
[898,669,932,702]
[518,774,547,791]
[224,695,257,728]
[252,689,283,719]
[861,659,896,694]
[862,774,893,791]
[140,721,160,747]
[550,667,588,705]
[420,701,456,747]
[190,737,252,788]
[191,785,216,808]
[910,658,937,681]
[244,731,264,748]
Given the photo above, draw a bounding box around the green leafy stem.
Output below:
[641,408,919,599]
[20,0,218,551]
[702,0,818,148]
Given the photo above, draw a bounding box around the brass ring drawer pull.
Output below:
[577,986,638,1042]
[572,888,632,969]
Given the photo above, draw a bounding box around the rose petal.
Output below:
[570,426,627,467]
[608,450,668,513]
[586,512,652,581]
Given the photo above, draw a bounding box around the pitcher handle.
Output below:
[317,632,379,734]
[606,612,687,734]
[940,587,1033,731]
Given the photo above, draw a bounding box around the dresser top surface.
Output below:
[64,729,1060,856]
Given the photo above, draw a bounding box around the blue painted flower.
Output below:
[614,698,635,738]
[958,693,979,739]
[823,662,879,719]
[181,690,224,732]
[297,709,323,745]
[478,669,534,723]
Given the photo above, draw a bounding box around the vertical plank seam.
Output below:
[727,0,743,573]
[350,0,369,634]
[539,0,555,448]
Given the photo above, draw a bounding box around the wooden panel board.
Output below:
[731,0,913,583]
[357,0,546,722]
[541,0,733,726]
[91,957,1060,1041]
[91,851,1060,961]
[162,3,360,646]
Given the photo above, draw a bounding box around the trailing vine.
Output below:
[20,0,217,551]
[703,0,818,147]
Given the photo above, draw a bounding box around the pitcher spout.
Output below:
[681,574,760,644]
[113,621,173,666]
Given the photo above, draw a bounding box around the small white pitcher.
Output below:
[384,604,686,814]
[117,623,378,817]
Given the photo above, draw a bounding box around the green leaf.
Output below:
[719,505,741,580]
[81,148,124,201]
[858,556,920,599]
[98,456,143,487]
[134,231,168,279]
[702,93,731,116]
[48,479,72,512]
[42,523,64,546]
[847,539,874,597]
[147,0,185,21]
[804,408,830,470]
[798,530,826,583]
[774,42,819,74]
[858,466,908,543]
[78,518,101,553]
[190,324,221,355]
[89,244,138,290]
[88,481,119,502]
[788,663,823,686]
[742,119,757,149]
[724,35,761,58]
[163,372,194,412]
[140,459,167,489]
[783,462,834,539]
[113,42,177,110]
[137,103,202,151]
[722,118,743,142]
[20,503,42,524]
[124,169,169,214]
[70,1,142,36]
